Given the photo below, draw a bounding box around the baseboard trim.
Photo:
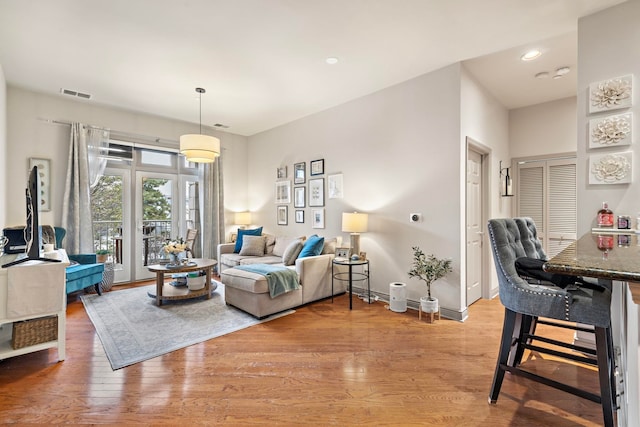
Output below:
[351,286,468,322]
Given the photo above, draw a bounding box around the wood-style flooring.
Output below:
[0,283,606,426]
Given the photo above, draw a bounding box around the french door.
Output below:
[134,171,179,280]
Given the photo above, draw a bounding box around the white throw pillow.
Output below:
[273,236,296,257]
[264,233,277,255]
[239,235,266,256]
[282,239,303,265]
[321,237,338,255]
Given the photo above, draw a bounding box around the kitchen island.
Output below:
[544,232,640,427]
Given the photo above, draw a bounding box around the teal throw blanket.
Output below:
[235,264,301,298]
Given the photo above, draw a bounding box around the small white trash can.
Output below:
[389,282,407,312]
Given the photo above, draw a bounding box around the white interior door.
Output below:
[466,149,483,306]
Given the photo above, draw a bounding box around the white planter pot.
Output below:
[187,274,205,291]
[420,296,439,313]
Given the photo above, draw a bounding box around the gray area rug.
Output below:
[80,283,292,370]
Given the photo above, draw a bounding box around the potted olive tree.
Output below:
[408,246,452,314]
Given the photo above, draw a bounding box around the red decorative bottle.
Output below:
[597,202,614,228]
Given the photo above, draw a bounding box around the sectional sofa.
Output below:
[217,231,346,318]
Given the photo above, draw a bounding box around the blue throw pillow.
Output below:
[298,235,325,258]
[234,227,263,253]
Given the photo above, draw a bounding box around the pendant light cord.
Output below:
[196,87,205,135]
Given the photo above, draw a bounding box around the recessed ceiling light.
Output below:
[555,66,570,75]
[552,74,564,80]
[325,57,339,65]
[521,50,542,61]
[535,72,550,79]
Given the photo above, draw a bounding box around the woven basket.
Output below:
[11,316,58,349]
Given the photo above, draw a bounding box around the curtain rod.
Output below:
[38,117,179,146]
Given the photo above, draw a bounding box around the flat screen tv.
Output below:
[1,166,60,268]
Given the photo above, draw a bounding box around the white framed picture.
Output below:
[275,180,291,204]
[335,247,349,259]
[312,208,325,229]
[328,173,343,199]
[589,151,632,184]
[589,74,633,114]
[589,112,632,149]
[308,178,324,207]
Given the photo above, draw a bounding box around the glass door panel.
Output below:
[135,171,178,280]
[181,176,200,257]
[91,168,131,283]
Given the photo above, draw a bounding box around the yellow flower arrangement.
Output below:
[163,238,187,254]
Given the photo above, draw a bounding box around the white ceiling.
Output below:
[0,0,626,136]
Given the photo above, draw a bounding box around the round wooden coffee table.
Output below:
[146,258,218,306]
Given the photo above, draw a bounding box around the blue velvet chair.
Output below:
[66,254,105,296]
[487,217,616,427]
[54,227,105,296]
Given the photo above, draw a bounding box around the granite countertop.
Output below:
[544,232,640,283]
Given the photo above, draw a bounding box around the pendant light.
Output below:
[180,87,220,163]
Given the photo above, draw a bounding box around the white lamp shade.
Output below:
[180,134,220,163]
[235,211,251,225]
[342,212,368,233]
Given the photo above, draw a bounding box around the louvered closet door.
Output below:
[518,161,545,248]
[517,157,577,258]
[546,159,577,257]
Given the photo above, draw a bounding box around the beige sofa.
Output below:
[217,234,346,318]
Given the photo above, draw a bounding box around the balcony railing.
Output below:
[93,219,173,265]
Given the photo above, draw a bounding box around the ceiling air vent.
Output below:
[60,88,92,100]
[214,123,229,129]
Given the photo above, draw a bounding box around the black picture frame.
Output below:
[295,210,304,223]
[277,205,288,225]
[294,186,306,208]
[294,162,306,184]
[308,178,324,207]
[310,159,324,176]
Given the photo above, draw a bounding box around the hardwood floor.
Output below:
[0,284,606,426]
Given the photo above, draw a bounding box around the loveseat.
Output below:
[217,229,346,318]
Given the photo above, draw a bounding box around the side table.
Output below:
[332,258,370,310]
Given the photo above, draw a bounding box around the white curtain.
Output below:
[61,123,110,253]
[87,126,109,187]
[199,154,225,262]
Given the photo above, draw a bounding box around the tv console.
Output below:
[0,250,69,362]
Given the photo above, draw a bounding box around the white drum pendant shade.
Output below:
[180,134,220,163]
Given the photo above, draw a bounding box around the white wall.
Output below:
[577,2,640,234]
[578,3,640,425]
[0,65,6,229]
[6,86,248,229]
[509,96,577,159]
[460,66,511,300]
[248,64,469,317]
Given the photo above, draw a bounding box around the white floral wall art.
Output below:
[589,74,633,114]
[589,152,633,184]
[589,112,632,149]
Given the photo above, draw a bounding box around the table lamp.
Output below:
[235,211,251,229]
[342,212,368,258]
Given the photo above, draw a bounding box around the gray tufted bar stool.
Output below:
[487,217,616,427]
